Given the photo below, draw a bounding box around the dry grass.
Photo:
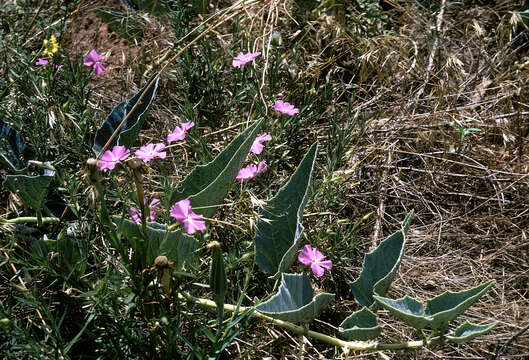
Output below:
[219,1,529,358]
[6,0,527,358]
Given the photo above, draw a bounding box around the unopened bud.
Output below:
[128,157,143,170]
[154,255,169,268]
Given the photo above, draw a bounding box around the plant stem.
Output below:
[0,216,59,224]
[178,292,441,351]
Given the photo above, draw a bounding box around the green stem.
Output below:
[178,292,441,351]
[0,216,60,224]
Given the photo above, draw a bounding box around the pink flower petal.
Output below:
[98,145,130,170]
[274,100,299,116]
[170,199,206,234]
[35,58,49,66]
[312,247,327,262]
[181,121,194,131]
[298,244,332,277]
[183,216,206,234]
[130,207,141,223]
[250,133,272,154]
[135,143,166,163]
[319,260,333,270]
[232,51,261,67]
[298,245,314,266]
[170,199,191,221]
[167,122,194,143]
[256,161,267,174]
[236,164,257,182]
[311,263,325,278]
[84,49,107,75]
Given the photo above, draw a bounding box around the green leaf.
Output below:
[57,235,88,281]
[255,143,318,276]
[170,120,262,218]
[350,210,414,308]
[3,173,53,212]
[338,307,383,341]
[0,119,35,171]
[96,10,144,42]
[446,321,497,343]
[117,218,198,269]
[209,242,227,330]
[256,273,334,323]
[93,74,159,155]
[374,280,495,330]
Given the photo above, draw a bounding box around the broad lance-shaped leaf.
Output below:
[0,119,35,171]
[117,218,198,269]
[350,210,414,308]
[255,143,318,276]
[446,321,497,343]
[339,307,382,341]
[170,120,262,218]
[256,273,334,323]
[374,280,495,330]
[3,172,53,212]
[93,74,159,155]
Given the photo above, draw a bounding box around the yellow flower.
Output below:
[43,34,59,56]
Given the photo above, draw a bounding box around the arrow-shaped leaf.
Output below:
[93,74,159,155]
[256,273,334,323]
[374,280,495,330]
[338,307,383,341]
[350,210,414,308]
[255,143,318,276]
[170,120,262,218]
[446,321,497,343]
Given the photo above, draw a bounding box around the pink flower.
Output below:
[167,121,194,143]
[274,100,299,116]
[236,161,267,182]
[170,199,206,234]
[250,133,272,154]
[134,143,166,163]
[232,51,261,67]
[256,160,267,174]
[84,49,107,75]
[130,198,160,223]
[98,145,130,170]
[35,58,49,66]
[298,244,332,278]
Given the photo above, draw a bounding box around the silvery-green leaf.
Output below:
[256,273,334,323]
[255,143,318,276]
[0,120,35,171]
[93,74,159,155]
[350,210,414,308]
[339,307,382,341]
[374,280,495,330]
[446,321,497,343]
[170,120,262,218]
[117,218,198,269]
